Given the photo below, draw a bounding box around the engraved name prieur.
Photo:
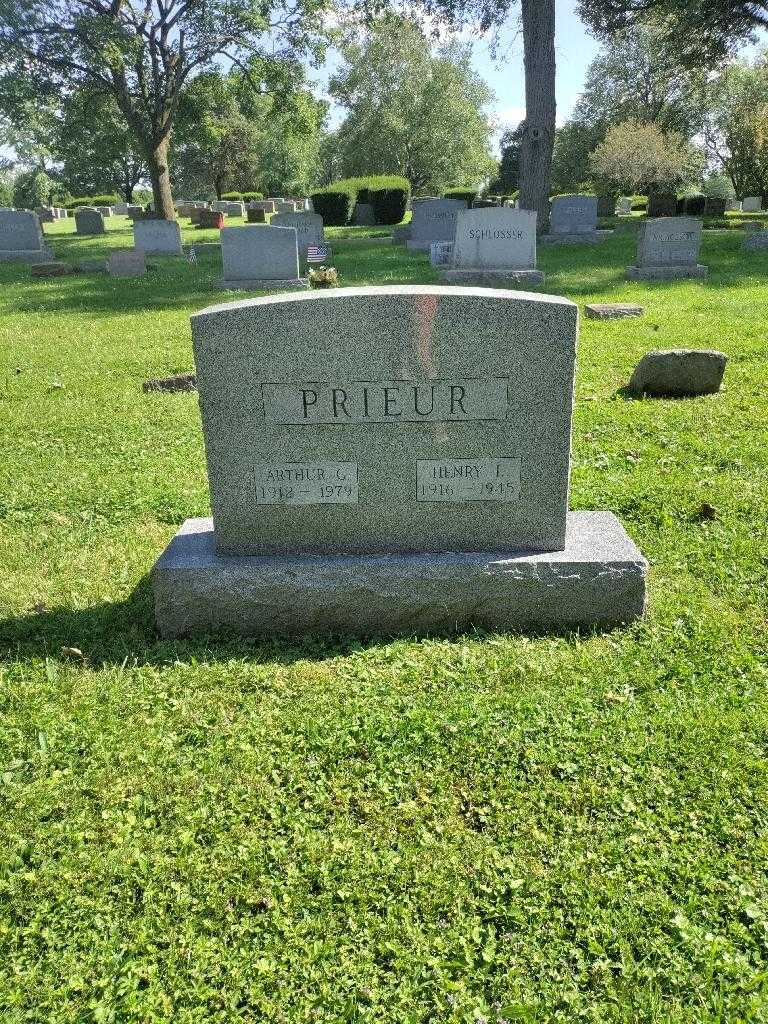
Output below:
[262,377,509,424]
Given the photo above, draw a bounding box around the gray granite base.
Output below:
[151,511,647,638]
[220,277,308,291]
[0,247,54,264]
[541,231,613,244]
[439,269,545,287]
[626,264,708,280]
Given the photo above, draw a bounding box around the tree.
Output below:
[368,0,555,225]
[578,0,767,68]
[57,87,147,201]
[551,24,705,194]
[173,66,325,198]
[329,14,496,194]
[12,167,54,208]
[703,53,768,198]
[0,0,328,218]
[490,124,523,194]
[589,119,703,195]
[0,60,60,171]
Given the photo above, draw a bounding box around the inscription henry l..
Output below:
[261,378,509,424]
[417,458,521,502]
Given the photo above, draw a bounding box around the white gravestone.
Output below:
[0,210,52,263]
[133,219,183,255]
[626,217,707,280]
[441,208,544,286]
[742,197,762,213]
[220,224,306,290]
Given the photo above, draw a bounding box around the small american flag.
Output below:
[307,245,330,263]
[186,246,197,264]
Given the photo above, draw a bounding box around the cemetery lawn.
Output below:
[2,216,768,1024]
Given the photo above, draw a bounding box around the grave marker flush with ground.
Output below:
[151,285,647,637]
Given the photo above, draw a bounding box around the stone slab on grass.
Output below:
[152,511,648,638]
[584,303,645,320]
[440,269,545,287]
[626,264,708,280]
[31,262,74,278]
[628,349,727,397]
[143,373,197,393]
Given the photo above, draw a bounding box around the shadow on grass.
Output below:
[0,572,599,670]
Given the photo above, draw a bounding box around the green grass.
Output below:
[1,215,768,1024]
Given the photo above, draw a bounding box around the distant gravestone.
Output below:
[36,207,55,223]
[596,196,615,217]
[617,198,633,215]
[133,219,183,255]
[74,208,105,235]
[273,200,297,214]
[0,209,53,263]
[151,285,647,637]
[743,231,768,251]
[406,199,467,251]
[108,248,147,277]
[726,199,742,212]
[247,208,267,224]
[220,224,306,290]
[648,194,678,218]
[199,210,224,229]
[626,217,707,280]
[114,203,129,215]
[441,208,544,286]
[96,206,113,217]
[271,212,324,255]
[126,206,144,220]
[392,224,411,245]
[543,195,611,244]
[742,197,762,212]
[429,241,453,267]
[249,200,276,214]
[705,197,727,217]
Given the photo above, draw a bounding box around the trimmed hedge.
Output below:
[311,176,410,226]
[444,187,478,205]
[221,191,264,201]
[66,195,121,209]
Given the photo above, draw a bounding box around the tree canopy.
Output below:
[328,14,496,194]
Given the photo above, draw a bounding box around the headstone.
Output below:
[36,207,55,223]
[406,199,467,251]
[74,208,105,235]
[392,225,411,245]
[626,217,707,280]
[108,248,147,277]
[31,261,74,278]
[704,197,727,217]
[352,203,376,226]
[127,206,144,220]
[0,209,53,263]
[247,208,267,224]
[429,241,453,267]
[743,231,768,251]
[199,210,225,229]
[270,212,323,256]
[584,303,645,320]
[96,206,114,217]
[273,200,297,214]
[543,195,611,244]
[133,218,183,255]
[220,224,306,290]
[617,198,633,215]
[441,208,544,286]
[190,208,203,225]
[151,285,647,637]
[726,199,742,212]
[742,197,762,212]
[114,203,129,215]
[627,350,727,397]
[249,200,276,214]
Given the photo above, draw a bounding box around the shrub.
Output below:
[631,195,648,211]
[241,191,264,201]
[312,176,410,226]
[66,195,121,209]
[220,191,242,200]
[444,187,478,205]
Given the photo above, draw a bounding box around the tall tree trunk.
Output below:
[146,136,175,218]
[518,0,556,233]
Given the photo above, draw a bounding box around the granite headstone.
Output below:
[0,210,52,262]
[133,219,183,255]
[626,217,707,279]
[407,199,467,251]
[220,224,305,289]
[74,208,105,235]
[441,208,544,286]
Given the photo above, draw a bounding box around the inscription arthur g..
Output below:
[261,377,509,424]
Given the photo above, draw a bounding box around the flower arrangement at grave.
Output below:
[308,266,339,288]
